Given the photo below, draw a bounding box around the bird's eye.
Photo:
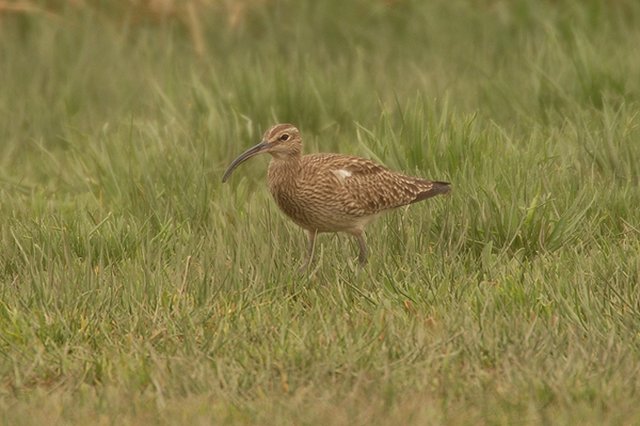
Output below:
[280,134,290,141]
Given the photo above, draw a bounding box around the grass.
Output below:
[1,0,640,424]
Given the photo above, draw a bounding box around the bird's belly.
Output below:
[270,188,372,233]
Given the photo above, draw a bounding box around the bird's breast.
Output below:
[265,157,376,232]
[267,165,304,218]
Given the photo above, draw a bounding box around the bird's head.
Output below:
[222,123,301,183]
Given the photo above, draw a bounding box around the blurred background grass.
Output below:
[1,1,640,425]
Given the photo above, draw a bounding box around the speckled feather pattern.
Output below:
[267,153,450,233]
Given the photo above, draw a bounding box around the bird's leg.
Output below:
[298,230,317,273]
[352,230,368,267]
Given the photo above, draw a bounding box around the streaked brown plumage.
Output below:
[222,123,451,269]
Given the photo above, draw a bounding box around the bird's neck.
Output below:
[267,153,302,186]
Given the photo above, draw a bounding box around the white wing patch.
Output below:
[332,169,353,180]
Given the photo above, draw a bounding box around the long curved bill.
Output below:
[221,141,269,183]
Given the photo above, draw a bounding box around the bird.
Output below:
[222,123,451,270]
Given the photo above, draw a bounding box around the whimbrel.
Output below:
[222,124,450,269]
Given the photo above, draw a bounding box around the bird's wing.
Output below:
[302,154,449,217]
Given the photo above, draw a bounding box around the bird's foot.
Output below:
[297,262,310,274]
[298,257,316,275]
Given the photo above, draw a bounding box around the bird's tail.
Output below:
[413,180,451,202]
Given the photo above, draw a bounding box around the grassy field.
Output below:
[1,0,640,424]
